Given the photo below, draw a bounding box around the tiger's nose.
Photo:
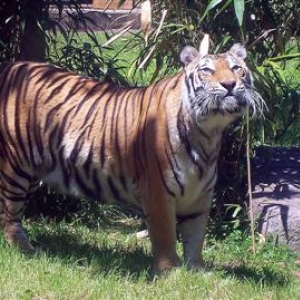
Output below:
[220,79,236,93]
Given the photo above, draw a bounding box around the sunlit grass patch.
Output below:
[1,213,300,300]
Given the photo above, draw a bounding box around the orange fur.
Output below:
[0,43,263,272]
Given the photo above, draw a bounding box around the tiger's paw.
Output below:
[4,223,36,254]
[186,259,206,271]
[153,255,182,274]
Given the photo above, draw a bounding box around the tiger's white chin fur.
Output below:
[193,90,264,127]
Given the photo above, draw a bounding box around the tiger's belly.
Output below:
[41,164,140,207]
[39,140,217,216]
[42,162,215,217]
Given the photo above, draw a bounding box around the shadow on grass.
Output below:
[27,221,292,285]
[34,228,152,280]
[214,263,290,287]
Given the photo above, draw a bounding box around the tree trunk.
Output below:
[0,0,48,62]
[0,0,21,62]
[18,0,48,62]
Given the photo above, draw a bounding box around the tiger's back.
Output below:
[0,39,264,272]
[0,62,184,203]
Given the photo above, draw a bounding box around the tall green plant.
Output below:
[252,48,300,146]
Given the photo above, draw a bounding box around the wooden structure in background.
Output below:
[84,0,135,10]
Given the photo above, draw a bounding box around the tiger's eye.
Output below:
[232,65,242,72]
[200,67,214,75]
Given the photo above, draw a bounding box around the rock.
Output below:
[252,146,300,252]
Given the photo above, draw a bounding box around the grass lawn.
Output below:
[1,211,300,300]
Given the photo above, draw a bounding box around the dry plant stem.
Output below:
[141,0,152,39]
[103,25,133,47]
[246,109,256,254]
[138,9,167,69]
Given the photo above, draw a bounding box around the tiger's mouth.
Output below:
[193,88,265,120]
[203,95,247,115]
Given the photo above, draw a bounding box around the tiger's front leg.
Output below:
[177,209,210,269]
[141,185,181,272]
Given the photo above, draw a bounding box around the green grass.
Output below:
[1,212,300,300]
[47,30,175,86]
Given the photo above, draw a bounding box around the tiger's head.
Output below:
[180,36,264,124]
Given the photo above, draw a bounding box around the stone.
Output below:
[252,146,300,252]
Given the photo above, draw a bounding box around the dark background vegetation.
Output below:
[0,0,300,235]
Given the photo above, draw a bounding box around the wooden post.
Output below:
[91,0,135,10]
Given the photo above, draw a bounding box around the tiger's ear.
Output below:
[229,43,247,60]
[180,46,199,67]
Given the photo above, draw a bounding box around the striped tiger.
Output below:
[0,36,264,272]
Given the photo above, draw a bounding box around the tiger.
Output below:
[0,35,264,272]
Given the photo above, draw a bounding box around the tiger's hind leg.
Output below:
[0,162,36,253]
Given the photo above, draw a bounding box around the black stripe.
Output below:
[74,82,112,117]
[100,124,107,167]
[2,145,32,181]
[133,88,148,177]
[196,142,210,165]
[110,90,121,149]
[26,107,37,166]
[113,90,128,192]
[43,77,72,104]
[141,84,157,158]
[45,102,67,129]
[166,125,180,171]
[165,147,184,196]
[1,195,26,203]
[5,205,25,215]
[14,73,31,165]
[74,169,96,199]
[84,83,114,122]
[92,169,102,199]
[202,165,218,193]
[155,154,176,198]
[0,186,28,197]
[197,124,211,141]
[119,174,128,193]
[48,125,59,172]
[123,89,131,152]
[32,87,44,157]
[107,176,125,202]
[99,92,119,167]
[83,144,94,178]
[35,67,68,87]
[177,106,203,178]
[1,69,25,166]
[65,80,87,99]
[58,146,70,189]
[1,172,28,193]
[68,127,89,163]
[169,74,182,90]
[57,104,77,133]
